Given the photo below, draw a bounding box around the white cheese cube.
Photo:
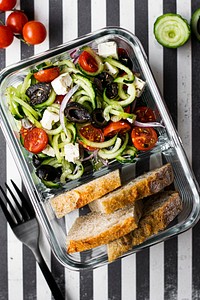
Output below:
[51,72,72,95]
[64,143,80,163]
[98,41,118,59]
[104,62,119,77]
[134,76,146,97]
[42,144,55,157]
[40,109,59,130]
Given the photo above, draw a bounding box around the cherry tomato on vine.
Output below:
[0,0,16,11]
[6,11,28,34]
[0,25,14,48]
[103,121,131,137]
[134,106,156,123]
[22,21,47,45]
[79,124,104,151]
[78,51,98,73]
[34,67,60,83]
[131,126,158,151]
[24,127,48,154]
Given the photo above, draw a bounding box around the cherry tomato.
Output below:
[55,95,65,104]
[6,11,28,34]
[34,67,60,83]
[0,25,14,48]
[103,121,131,137]
[24,127,48,154]
[22,21,47,45]
[131,127,158,151]
[134,106,156,123]
[79,124,104,151]
[0,0,16,11]
[78,51,98,73]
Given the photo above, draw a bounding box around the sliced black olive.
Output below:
[118,49,133,70]
[26,83,52,106]
[64,102,91,123]
[91,108,108,128]
[32,154,43,168]
[105,82,118,99]
[36,165,60,182]
[93,72,114,93]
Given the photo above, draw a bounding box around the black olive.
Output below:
[64,102,91,123]
[105,82,118,99]
[91,108,108,128]
[93,72,114,93]
[32,154,43,168]
[36,165,59,182]
[118,49,133,70]
[26,83,52,106]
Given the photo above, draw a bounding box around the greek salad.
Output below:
[6,40,161,188]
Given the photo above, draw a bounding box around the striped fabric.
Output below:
[0,0,199,299]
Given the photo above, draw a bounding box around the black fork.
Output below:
[0,180,65,300]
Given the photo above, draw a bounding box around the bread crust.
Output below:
[107,190,182,262]
[50,169,121,218]
[66,201,143,253]
[89,163,174,214]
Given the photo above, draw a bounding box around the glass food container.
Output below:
[0,27,199,270]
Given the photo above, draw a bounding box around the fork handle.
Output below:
[34,250,65,300]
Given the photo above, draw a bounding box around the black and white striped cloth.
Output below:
[0,0,200,299]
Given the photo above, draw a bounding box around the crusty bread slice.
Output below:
[89,163,174,214]
[50,169,121,218]
[66,201,143,253]
[107,190,182,262]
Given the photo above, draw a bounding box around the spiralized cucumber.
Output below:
[154,13,191,48]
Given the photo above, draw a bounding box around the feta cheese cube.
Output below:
[64,143,80,163]
[42,144,55,157]
[134,76,146,97]
[51,72,72,95]
[40,109,59,130]
[98,41,118,59]
[104,62,119,77]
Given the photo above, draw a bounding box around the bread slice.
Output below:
[50,169,121,218]
[107,190,182,262]
[89,163,174,214]
[66,201,143,253]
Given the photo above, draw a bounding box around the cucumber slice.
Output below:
[154,13,191,48]
[191,8,200,41]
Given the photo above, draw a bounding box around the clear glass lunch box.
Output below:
[0,27,199,270]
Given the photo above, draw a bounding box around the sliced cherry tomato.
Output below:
[0,0,16,11]
[78,51,98,73]
[55,94,65,104]
[0,25,14,48]
[24,127,48,154]
[6,11,28,34]
[103,121,131,137]
[34,67,60,83]
[134,106,156,123]
[131,127,158,151]
[79,124,104,151]
[22,21,47,45]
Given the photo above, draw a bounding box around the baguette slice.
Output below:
[107,190,182,262]
[89,163,174,214]
[50,169,121,218]
[66,201,143,253]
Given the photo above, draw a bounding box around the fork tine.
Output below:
[5,182,29,221]
[0,194,15,227]
[0,186,21,226]
[11,180,35,218]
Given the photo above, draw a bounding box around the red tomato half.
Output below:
[131,127,158,151]
[6,11,28,34]
[34,67,60,83]
[78,51,98,73]
[22,21,47,45]
[134,106,156,123]
[79,124,104,151]
[0,0,16,11]
[24,127,48,154]
[0,25,14,48]
[103,121,131,137]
